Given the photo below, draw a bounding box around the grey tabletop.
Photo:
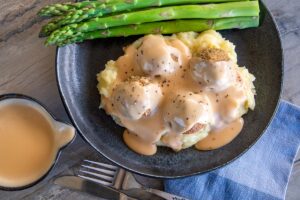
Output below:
[0,0,300,199]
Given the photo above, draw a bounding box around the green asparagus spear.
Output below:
[38,0,116,16]
[40,0,252,37]
[47,1,259,45]
[53,16,259,46]
[38,0,250,17]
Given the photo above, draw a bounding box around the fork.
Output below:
[77,160,188,200]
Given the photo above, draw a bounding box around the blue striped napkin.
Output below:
[164,100,300,200]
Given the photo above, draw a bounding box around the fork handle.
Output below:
[145,188,189,200]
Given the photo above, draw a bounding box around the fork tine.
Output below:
[78,174,113,186]
[79,169,114,182]
[81,165,116,176]
[83,160,118,170]
[78,160,120,187]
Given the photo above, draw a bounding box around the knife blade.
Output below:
[54,176,165,200]
[54,176,123,200]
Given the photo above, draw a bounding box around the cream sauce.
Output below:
[121,109,166,143]
[100,35,251,155]
[123,130,157,156]
[195,118,244,150]
[161,132,183,151]
[0,99,75,188]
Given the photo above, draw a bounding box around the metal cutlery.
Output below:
[54,175,166,200]
[77,160,188,200]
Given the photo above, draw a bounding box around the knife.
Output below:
[54,176,165,200]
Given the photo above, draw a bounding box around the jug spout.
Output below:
[54,121,76,148]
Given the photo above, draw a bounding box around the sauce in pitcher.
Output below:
[0,98,75,188]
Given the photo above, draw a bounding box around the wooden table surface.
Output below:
[0,0,300,199]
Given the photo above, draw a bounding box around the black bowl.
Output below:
[56,3,283,178]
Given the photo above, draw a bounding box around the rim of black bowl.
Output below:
[0,93,76,190]
[55,0,284,179]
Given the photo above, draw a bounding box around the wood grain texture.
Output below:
[0,0,299,199]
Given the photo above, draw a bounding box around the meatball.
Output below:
[190,48,236,92]
[163,92,213,134]
[111,76,162,120]
[136,35,182,76]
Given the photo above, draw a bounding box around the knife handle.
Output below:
[146,188,189,200]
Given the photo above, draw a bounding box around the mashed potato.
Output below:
[98,30,241,97]
[175,30,238,63]
[97,30,256,155]
[97,60,118,98]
